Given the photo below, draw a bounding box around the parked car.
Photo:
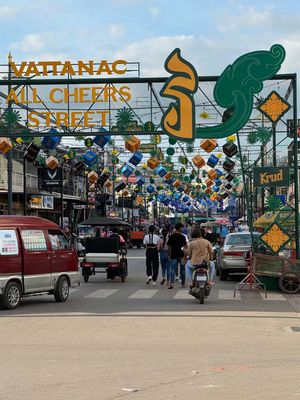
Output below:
[217,232,260,281]
[0,216,80,309]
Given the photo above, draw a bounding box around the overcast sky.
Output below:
[0,0,300,77]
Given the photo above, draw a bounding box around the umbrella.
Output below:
[215,218,230,225]
[200,221,222,227]
[80,216,131,227]
[253,207,295,228]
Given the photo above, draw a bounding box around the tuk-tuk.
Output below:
[128,224,147,248]
[78,216,130,283]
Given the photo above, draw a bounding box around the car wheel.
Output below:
[3,281,21,309]
[54,276,69,302]
[219,268,228,281]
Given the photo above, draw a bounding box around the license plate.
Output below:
[196,275,207,282]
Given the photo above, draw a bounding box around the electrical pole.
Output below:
[7,53,13,215]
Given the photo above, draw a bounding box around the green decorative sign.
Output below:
[253,166,290,188]
[160,45,286,141]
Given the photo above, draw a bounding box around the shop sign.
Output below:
[29,195,54,209]
[73,204,88,209]
[40,167,62,188]
[253,166,290,188]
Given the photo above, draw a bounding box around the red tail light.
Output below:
[82,262,94,268]
[223,251,244,257]
[107,263,120,268]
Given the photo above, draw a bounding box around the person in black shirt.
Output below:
[167,223,187,289]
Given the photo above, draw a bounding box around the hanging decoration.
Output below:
[166,147,175,156]
[199,111,210,119]
[0,138,13,154]
[200,139,217,153]
[3,109,22,126]
[257,90,291,123]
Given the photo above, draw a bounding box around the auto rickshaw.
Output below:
[128,224,147,248]
[78,216,130,283]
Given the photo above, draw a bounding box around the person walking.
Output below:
[143,225,160,285]
[167,223,188,289]
[158,228,170,286]
[186,229,214,285]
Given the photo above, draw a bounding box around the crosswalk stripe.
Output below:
[85,289,119,298]
[261,292,287,301]
[129,289,158,299]
[173,290,191,299]
[218,290,241,300]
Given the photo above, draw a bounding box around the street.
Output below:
[1,249,300,400]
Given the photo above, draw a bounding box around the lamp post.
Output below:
[7,53,13,215]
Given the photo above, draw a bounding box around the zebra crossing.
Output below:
[70,286,288,302]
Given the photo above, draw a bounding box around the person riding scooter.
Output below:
[186,229,214,286]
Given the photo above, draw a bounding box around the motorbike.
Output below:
[188,265,211,304]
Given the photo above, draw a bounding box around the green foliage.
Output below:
[267,196,282,212]
[247,131,257,144]
[255,127,272,144]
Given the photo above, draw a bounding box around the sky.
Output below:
[0,0,300,77]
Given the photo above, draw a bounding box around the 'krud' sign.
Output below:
[253,166,290,188]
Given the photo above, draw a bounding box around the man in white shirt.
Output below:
[143,225,160,285]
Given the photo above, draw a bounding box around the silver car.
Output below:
[217,232,260,281]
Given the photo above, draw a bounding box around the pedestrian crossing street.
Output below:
[70,286,288,302]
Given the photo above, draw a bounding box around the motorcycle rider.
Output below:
[186,229,214,286]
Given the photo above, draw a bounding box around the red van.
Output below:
[0,216,80,309]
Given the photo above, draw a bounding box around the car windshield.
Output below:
[226,234,259,245]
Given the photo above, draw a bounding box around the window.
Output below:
[48,230,70,250]
[0,229,19,255]
[226,234,259,246]
[21,230,47,252]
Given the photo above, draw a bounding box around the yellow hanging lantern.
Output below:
[227,135,236,142]
[199,111,210,119]
[111,149,119,156]
[154,134,161,144]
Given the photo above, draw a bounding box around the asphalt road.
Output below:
[0,248,299,315]
[1,249,300,400]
